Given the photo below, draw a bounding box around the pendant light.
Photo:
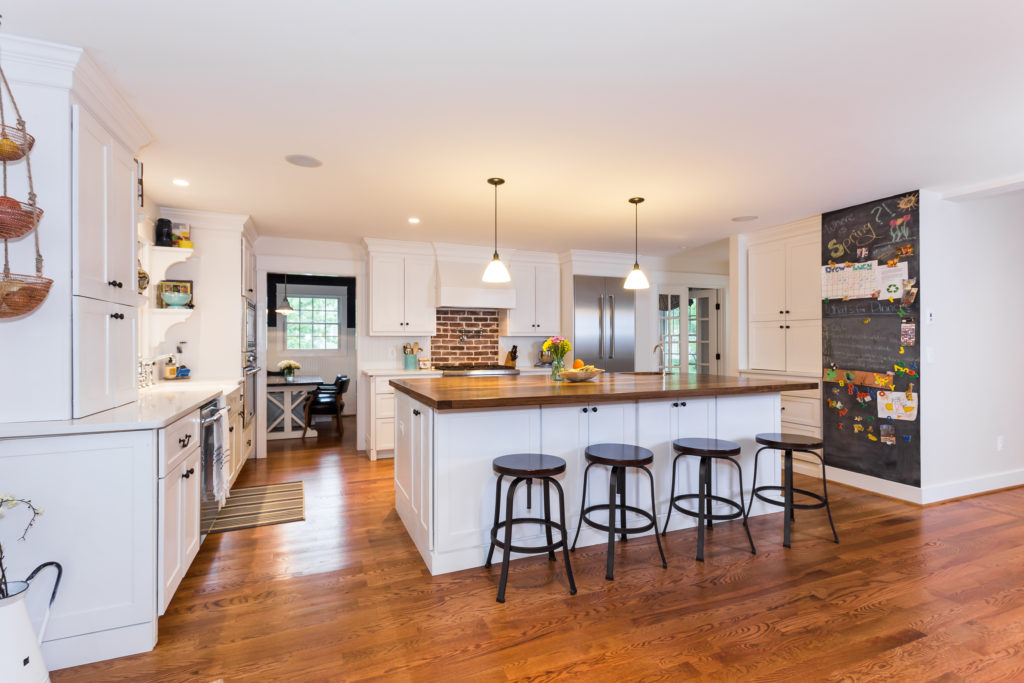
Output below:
[623,196,650,290]
[276,273,294,315]
[481,177,511,283]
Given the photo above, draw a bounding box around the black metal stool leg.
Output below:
[618,466,628,542]
[662,453,680,535]
[729,458,756,555]
[783,450,794,549]
[747,446,766,516]
[526,477,532,510]
[606,466,618,580]
[496,477,523,603]
[551,478,577,595]
[704,457,714,529]
[696,457,707,562]
[813,451,839,543]
[543,478,556,561]
[642,465,667,568]
[485,473,504,568]
[571,463,593,551]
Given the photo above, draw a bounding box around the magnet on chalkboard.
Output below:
[868,434,878,441]
[837,423,844,430]
[854,424,864,433]
[899,346,904,354]
[839,409,848,417]
[901,322,916,346]
[863,318,871,324]
[847,383,854,396]
[867,416,876,421]
[831,387,840,395]
[902,435,912,442]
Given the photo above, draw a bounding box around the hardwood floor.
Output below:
[55,423,1024,681]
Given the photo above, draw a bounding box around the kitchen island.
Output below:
[389,373,817,574]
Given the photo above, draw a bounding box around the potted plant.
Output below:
[277,359,301,380]
[1,494,62,682]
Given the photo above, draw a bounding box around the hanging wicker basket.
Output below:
[0,271,52,318]
[0,123,33,162]
[0,197,43,239]
[0,61,49,318]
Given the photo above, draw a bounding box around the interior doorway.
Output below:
[657,287,724,374]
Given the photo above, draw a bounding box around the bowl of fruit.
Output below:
[559,360,604,382]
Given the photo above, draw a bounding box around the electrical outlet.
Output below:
[927,311,935,324]
[996,435,1005,452]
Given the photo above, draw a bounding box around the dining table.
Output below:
[266,374,324,440]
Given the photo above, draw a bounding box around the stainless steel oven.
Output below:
[200,398,230,542]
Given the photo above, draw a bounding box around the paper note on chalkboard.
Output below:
[877,390,918,421]
[822,261,878,300]
[877,261,909,300]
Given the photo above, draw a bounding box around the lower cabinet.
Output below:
[158,445,201,614]
[0,430,158,670]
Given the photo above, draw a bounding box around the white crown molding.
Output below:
[432,241,501,263]
[743,215,821,246]
[71,50,151,152]
[508,249,559,265]
[362,237,434,256]
[938,172,1024,202]
[0,34,81,89]
[159,206,252,232]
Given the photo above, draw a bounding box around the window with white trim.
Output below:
[285,297,340,350]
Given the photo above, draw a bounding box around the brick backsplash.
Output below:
[430,308,500,365]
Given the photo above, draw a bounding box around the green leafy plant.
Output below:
[0,494,42,598]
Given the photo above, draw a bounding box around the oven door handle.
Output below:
[201,407,231,426]
[244,366,261,375]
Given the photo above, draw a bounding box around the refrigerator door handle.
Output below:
[608,295,615,358]
[598,295,604,358]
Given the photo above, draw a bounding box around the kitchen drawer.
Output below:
[375,418,395,451]
[159,410,200,477]
[375,394,395,419]
[375,377,395,395]
[781,396,820,428]
[740,370,821,400]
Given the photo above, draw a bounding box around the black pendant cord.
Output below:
[493,181,499,259]
[634,201,639,267]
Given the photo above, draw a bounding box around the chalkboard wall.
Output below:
[821,191,921,486]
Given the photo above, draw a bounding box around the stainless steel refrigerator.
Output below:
[572,275,635,372]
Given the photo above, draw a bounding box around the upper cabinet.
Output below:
[241,235,256,301]
[72,105,139,307]
[366,240,437,336]
[745,223,822,374]
[501,261,560,336]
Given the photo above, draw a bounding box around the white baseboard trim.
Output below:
[44,620,156,671]
[792,460,923,504]
[920,468,1024,504]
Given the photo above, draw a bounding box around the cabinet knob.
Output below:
[412,409,421,416]
[581,407,588,413]
[248,288,254,293]
[591,406,598,413]
[229,426,235,432]
[680,401,686,407]
[785,310,790,314]
[785,325,791,329]
[109,280,118,288]
[247,439,252,446]
[672,402,678,407]
[779,310,784,315]
[779,325,784,329]
[182,467,194,479]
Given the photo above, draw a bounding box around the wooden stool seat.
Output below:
[492,453,566,478]
[664,437,754,561]
[755,432,824,451]
[485,453,576,603]
[583,443,654,467]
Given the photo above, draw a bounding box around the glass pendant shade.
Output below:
[624,263,650,290]
[482,254,511,283]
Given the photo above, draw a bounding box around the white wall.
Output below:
[267,281,356,414]
[919,189,1024,502]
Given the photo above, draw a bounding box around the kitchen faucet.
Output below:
[653,343,665,375]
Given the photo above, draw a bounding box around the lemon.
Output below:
[0,137,21,160]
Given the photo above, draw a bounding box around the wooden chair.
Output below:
[302,375,350,438]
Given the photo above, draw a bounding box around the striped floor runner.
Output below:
[210,481,305,533]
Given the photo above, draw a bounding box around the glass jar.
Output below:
[551,356,565,381]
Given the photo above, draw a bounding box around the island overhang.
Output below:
[390,373,818,411]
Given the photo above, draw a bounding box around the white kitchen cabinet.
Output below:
[395,392,434,554]
[501,262,560,336]
[366,371,442,459]
[636,398,714,520]
[226,386,245,485]
[368,253,437,336]
[241,235,256,301]
[73,297,139,418]
[158,412,202,615]
[747,230,821,373]
[72,105,138,307]
[741,368,822,464]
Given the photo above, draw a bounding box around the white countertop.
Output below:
[0,382,239,439]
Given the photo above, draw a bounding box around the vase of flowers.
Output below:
[278,360,301,380]
[543,336,571,381]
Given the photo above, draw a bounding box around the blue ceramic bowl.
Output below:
[161,291,191,308]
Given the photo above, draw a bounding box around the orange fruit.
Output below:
[573,358,585,370]
[0,137,20,160]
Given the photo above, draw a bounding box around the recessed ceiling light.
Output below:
[408,217,421,224]
[172,179,189,187]
[731,215,758,222]
[285,154,323,168]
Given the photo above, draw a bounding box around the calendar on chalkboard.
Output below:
[820,191,921,487]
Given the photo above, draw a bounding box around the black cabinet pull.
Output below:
[247,288,254,292]
[229,426,234,432]
[785,309,790,314]
[779,325,784,329]
[247,439,252,446]
[178,433,191,447]
[412,409,421,416]
[778,310,783,315]
[785,325,791,329]
[592,406,598,413]
[108,280,118,287]
[672,402,678,407]
[581,407,588,413]
[182,467,194,479]
[680,401,686,407]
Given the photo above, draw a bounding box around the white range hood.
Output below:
[433,243,516,309]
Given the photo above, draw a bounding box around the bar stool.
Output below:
[748,432,839,548]
[571,443,667,580]
[663,438,756,562]
[484,453,577,603]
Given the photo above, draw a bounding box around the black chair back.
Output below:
[335,375,350,395]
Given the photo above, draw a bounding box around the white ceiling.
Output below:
[7,1,1024,255]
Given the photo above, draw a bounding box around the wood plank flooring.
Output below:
[55,421,1024,681]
